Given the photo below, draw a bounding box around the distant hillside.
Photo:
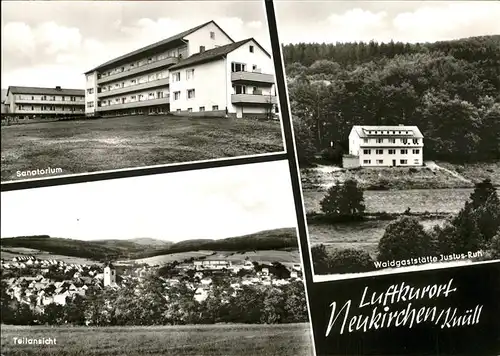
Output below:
[0,228,298,261]
[142,228,299,258]
[126,238,173,247]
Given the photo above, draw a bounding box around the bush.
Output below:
[320,179,365,217]
[311,245,375,275]
[320,146,343,164]
[378,217,436,261]
[327,249,375,274]
[488,232,500,259]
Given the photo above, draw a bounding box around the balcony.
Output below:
[98,78,170,99]
[15,99,84,105]
[15,109,83,115]
[97,97,170,112]
[231,94,277,105]
[97,57,179,85]
[231,71,274,85]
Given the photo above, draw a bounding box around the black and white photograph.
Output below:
[274,1,500,281]
[0,160,313,356]
[1,1,283,183]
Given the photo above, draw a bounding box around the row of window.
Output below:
[91,90,168,108]
[17,105,82,112]
[363,138,420,144]
[16,95,82,101]
[95,70,170,94]
[175,105,219,113]
[362,148,421,155]
[363,159,420,165]
[172,89,195,101]
[171,69,195,82]
[364,129,414,135]
[90,46,188,80]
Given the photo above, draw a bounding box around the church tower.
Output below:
[103,262,116,287]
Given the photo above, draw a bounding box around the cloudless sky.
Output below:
[1,160,297,242]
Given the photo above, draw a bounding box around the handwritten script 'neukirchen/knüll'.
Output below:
[325,278,483,336]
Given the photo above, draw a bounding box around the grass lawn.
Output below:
[1,115,284,182]
[1,323,313,356]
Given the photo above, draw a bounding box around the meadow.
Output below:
[0,323,313,356]
[1,115,284,182]
[302,187,489,214]
[307,218,447,258]
[121,249,300,266]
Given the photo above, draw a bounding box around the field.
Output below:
[0,323,313,356]
[126,249,301,266]
[1,115,284,181]
[0,247,98,265]
[300,162,500,191]
[303,188,486,214]
[307,218,447,258]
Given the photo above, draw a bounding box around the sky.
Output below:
[0,160,297,242]
[1,1,271,90]
[274,1,500,44]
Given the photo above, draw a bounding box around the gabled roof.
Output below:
[169,38,270,70]
[351,125,423,138]
[7,86,84,96]
[85,20,235,74]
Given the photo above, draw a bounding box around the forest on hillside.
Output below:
[282,36,500,165]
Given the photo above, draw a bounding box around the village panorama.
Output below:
[0,234,308,327]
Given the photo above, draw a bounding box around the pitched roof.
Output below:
[7,86,84,96]
[169,38,269,70]
[351,125,424,138]
[85,20,234,74]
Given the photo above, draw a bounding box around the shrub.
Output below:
[378,217,436,261]
[327,249,375,274]
[320,179,365,217]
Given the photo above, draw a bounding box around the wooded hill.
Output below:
[283,36,500,165]
[0,228,298,262]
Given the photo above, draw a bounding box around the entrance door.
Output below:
[392,160,396,166]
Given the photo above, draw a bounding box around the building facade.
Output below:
[348,125,424,167]
[84,20,277,119]
[4,86,85,119]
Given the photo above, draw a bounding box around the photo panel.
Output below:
[269,0,500,354]
[1,0,284,185]
[0,160,314,356]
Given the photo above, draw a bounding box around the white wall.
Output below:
[169,59,227,113]
[225,39,274,114]
[184,22,234,56]
[349,129,361,155]
[85,72,98,115]
[359,147,423,167]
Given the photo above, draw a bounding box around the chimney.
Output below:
[55,86,62,91]
[398,124,404,126]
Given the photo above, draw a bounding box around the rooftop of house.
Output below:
[85,20,234,74]
[169,38,269,70]
[7,86,85,97]
[352,125,424,139]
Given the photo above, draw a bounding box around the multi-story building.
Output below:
[4,86,85,119]
[84,20,277,119]
[347,125,424,167]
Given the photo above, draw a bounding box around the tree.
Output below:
[469,179,498,209]
[311,244,330,274]
[292,116,316,166]
[320,179,365,218]
[378,217,436,261]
